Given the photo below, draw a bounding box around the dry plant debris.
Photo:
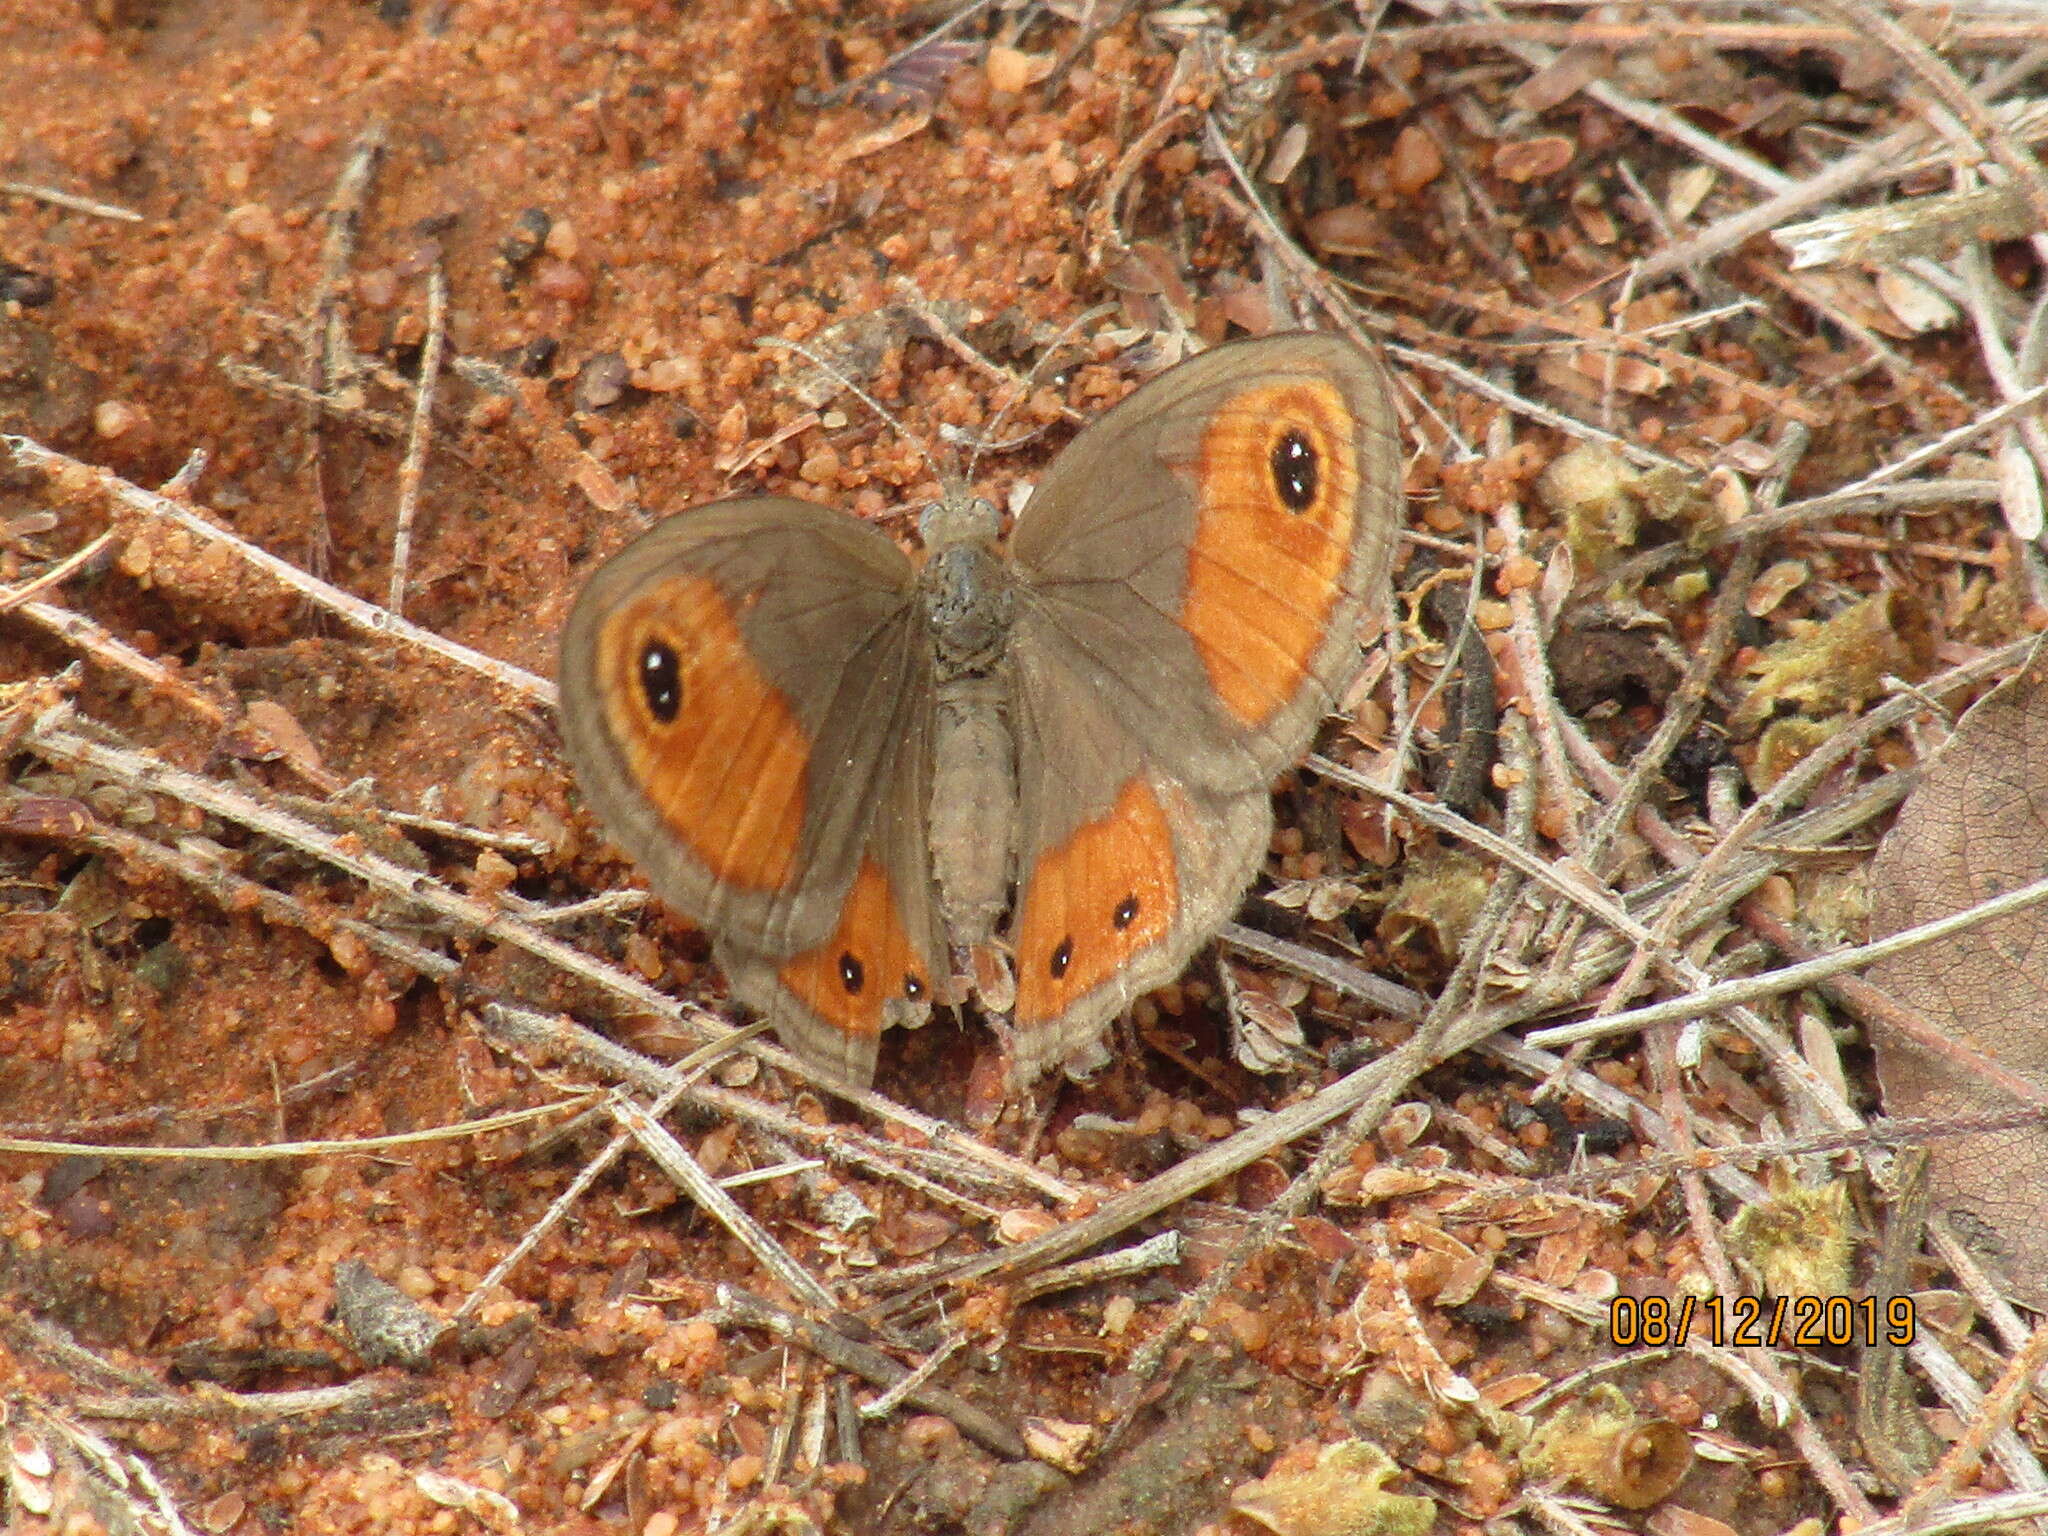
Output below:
[1868,646,2048,1307]
[5,2,2048,1534]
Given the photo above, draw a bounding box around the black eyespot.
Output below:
[903,974,924,1001]
[1113,895,1139,930]
[1271,429,1318,512]
[838,952,865,995]
[1049,937,1073,980]
[639,641,681,722]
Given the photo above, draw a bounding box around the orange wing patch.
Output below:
[1014,778,1176,1027]
[1179,379,1360,729]
[596,573,808,891]
[778,858,932,1042]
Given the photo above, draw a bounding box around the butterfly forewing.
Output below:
[559,497,945,1076]
[1008,333,1402,787]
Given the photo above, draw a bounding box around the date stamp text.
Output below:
[1607,1295,1915,1349]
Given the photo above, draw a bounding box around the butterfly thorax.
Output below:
[918,493,1019,954]
[918,493,1013,679]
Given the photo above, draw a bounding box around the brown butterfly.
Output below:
[558,331,1402,1087]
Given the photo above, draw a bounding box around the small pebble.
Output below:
[355,268,398,307]
[0,261,55,307]
[986,45,1033,93]
[94,400,145,439]
[534,260,590,305]
[498,206,551,271]
[575,352,631,411]
[516,335,557,376]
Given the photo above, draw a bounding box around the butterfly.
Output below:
[558,331,1402,1087]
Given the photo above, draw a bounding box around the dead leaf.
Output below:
[1523,1383,1694,1509]
[1226,963,1310,1075]
[1377,848,1490,983]
[1304,203,1387,256]
[830,111,932,167]
[1746,559,1810,618]
[1510,46,1605,114]
[1725,1168,1854,1299]
[1868,644,2048,1306]
[232,698,329,782]
[416,1470,520,1531]
[1231,1440,1437,1536]
[1493,135,1574,182]
[1733,590,1931,734]
[851,37,977,111]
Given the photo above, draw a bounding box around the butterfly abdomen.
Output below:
[919,493,1023,952]
[930,672,1016,947]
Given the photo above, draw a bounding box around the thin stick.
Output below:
[475,1006,1074,1207]
[0,180,143,221]
[0,1097,589,1161]
[20,709,1072,1204]
[1742,899,2048,1113]
[387,265,448,614]
[12,598,229,726]
[5,434,556,706]
[0,530,115,613]
[1901,1320,2048,1524]
[1529,867,2048,1049]
[614,1096,838,1315]
[1009,1231,1186,1305]
[1800,0,2048,238]
[1382,338,1686,471]
[218,358,406,436]
[710,1285,1024,1460]
[857,1334,965,1419]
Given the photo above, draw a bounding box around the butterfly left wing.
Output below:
[715,677,942,1084]
[1000,333,1402,1079]
[557,497,946,1086]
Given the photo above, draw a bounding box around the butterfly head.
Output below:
[917,489,1001,554]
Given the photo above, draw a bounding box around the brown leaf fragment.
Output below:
[1868,646,2048,1306]
[1569,349,1666,395]
[1231,1440,1437,1536]
[2,794,94,837]
[1510,46,1606,114]
[1648,1508,1741,1536]
[851,37,977,111]
[231,698,329,781]
[1493,135,1574,183]
[1305,203,1389,257]
[1227,963,1309,1075]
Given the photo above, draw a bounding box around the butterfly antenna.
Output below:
[754,334,952,490]
[962,302,1116,482]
